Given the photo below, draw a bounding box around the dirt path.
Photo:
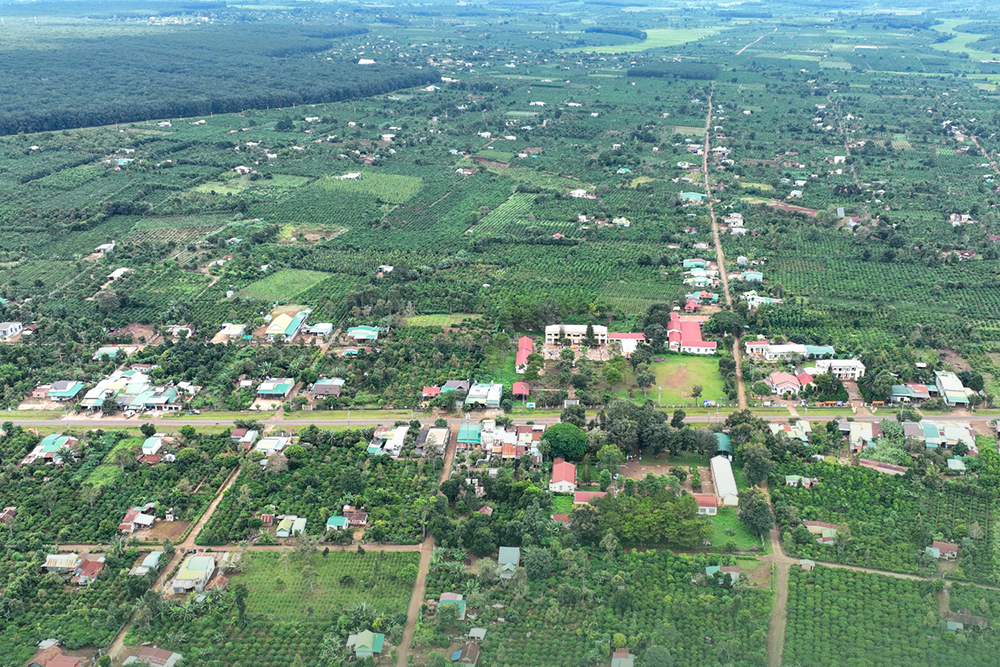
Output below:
[765,526,793,667]
[735,27,776,56]
[702,95,747,409]
[396,537,434,667]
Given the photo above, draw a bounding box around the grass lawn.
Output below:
[551,495,574,514]
[615,356,726,406]
[930,19,996,62]
[706,508,763,552]
[83,464,121,488]
[239,268,330,301]
[562,27,722,53]
[102,436,141,463]
[638,452,707,467]
[405,313,481,327]
[237,550,419,621]
[0,410,66,420]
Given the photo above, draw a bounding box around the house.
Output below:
[95,241,116,254]
[573,491,607,505]
[739,270,763,282]
[230,428,259,450]
[123,647,183,667]
[743,340,835,362]
[43,553,81,572]
[343,505,370,527]
[610,649,635,667]
[679,192,707,202]
[439,592,467,620]
[92,344,137,360]
[715,433,733,458]
[544,324,608,346]
[803,521,839,545]
[948,458,967,472]
[479,505,494,517]
[770,421,813,443]
[784,475,818,488]
[849,422,879,452]
[71,557,105,585]
[694,494,718,516]
[306,323,334,338]
[512,382,529,398]
[609,332,646,357]
[255,436,289,458]
[106,268,132,281]
[142,436,164,456]
[25,644,85,667]
[422,386,442,400]
[711,456,738,506]
[0,321,22,339]
[457,424,481,449]
[370,424,409,457]
[420,427,450,456]
[498,546,521,579]
[218,323,246,340]
[683,258,709,269]
[933,540,959,559]
[257,378,295,399]
[890,383,933,404]
[813,359,866,380]
[311,377,345,398]
[119,503,156,534]
[346,325,380,341]
[130,551,163,576]
[468,628,488,642]
[549,458,577,493]
[667,312,716,354]
[173,555,215,593]
[935,370,970,407]
[276,516,307,538]
[443,379,471,393]
[515,336,534,374]
[46,381,84,402]
[264,310,310,341]
[327,516,349,531]
[769,371,802,395]
[22,434,80,465]
[451,643,480,666]
[465,383,503,408]
[741,291,783,310]
[0,506,16,524]
[705,565,742,583]
[347,630,385,659]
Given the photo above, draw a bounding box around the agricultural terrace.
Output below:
[196,427,442,545]
[417,548,770,667]
[785,567,1000,666]
[130,549,419,666]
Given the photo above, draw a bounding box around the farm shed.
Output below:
[710,456,738,506]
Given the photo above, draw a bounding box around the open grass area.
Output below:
[930,19,996,62]
[322,172,422,204]
[101,436,140,463]
[551,494,574,514]
[83,464,121,488]
[405,313,480,327]
[638,452,707,467]
[616,356,726,406]
[706,507,763,552]
[236,550,419,620]
[562,27,723,53]
[0,410,67,420]
[238,268,331,301]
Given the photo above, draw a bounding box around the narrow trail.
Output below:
[702,94,747,409]
[736,27,776,56]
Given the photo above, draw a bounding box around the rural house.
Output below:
[935,371,971,407]
[0,321,22,339]
[173,555,216,593]
[768,371,802,395]
[515,336,534,374]
[667,312,716,354]
[123,647,184,667]
[22,434,80,466]
[694,494,718,516]
[347,630,385,659]
[465,383,503,409]
[119,503,156,534]
[544,324,608,346]
[264,310,310,341]
[257,378,295,399]
[549,458,577,493]
[43,553,81,572]
[498,546,521,579]
[813,359,866,380]
[276,516,307,538]
[46,381,85,402]
[310,377,345,398]
[71,557,105,585]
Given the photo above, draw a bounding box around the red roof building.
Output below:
[551,513,571,526]
[479,505,494,517]
[422,386,441,399]
[693,494,718,515]
[573,491,607,504]
[667,312,717,354]
[796,372,814,388]
[549,458,577,492]
[512,382,529,397]
[769,371,802,394]
[515,336,534,373]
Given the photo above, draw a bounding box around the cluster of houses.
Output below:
[457,420,544,462]
[682,258,719,290]
[42,552,106,586]
[81,367,200,414]
[722,212,747,236]
[667,311,717,355]
[22,433,80,465]
[848,419,976,459]
[892,370,976,408]
[264,309,312,342]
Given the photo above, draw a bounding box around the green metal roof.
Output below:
[715,433,733,453]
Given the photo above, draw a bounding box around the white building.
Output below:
[710,456,738,506]
[935,370,970,407]
[544,324,608,346]
[813,359,866,380]
[172,555,215,593]
[0,322,23,339]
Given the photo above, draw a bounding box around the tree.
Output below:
[437,601,461,630]
[96,288,120,312]
[636,371,655,395]
[561,403,587,428]
[233,582,249,626]
[301,565,318,592]
[953,442,969,457]
[523,547,553,579]
[580,453,593,484]
[741,441,775,486]
[599,469,612,491]
[670,409,686,429]
[140,423,156,437]
[596,444,625,472]
[112,445,134,473]
[641,646,675,667]
[752,381,772,396]
[703,310,745,336]
[737,487,774,536]
[691,385,703,399]
[601,529,620,556]
[543,423,588,461]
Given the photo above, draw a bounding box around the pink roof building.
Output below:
[515,336,534,373]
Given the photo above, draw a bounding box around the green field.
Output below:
[405,313,480,327]
[238,269,331,301]
[83,464,122,488]
[617,357,727,406]
[237,550,419,620]
[322,172,422,204]
[706,507,764,551]
[562,27,723,53]
[930,19,996,62]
